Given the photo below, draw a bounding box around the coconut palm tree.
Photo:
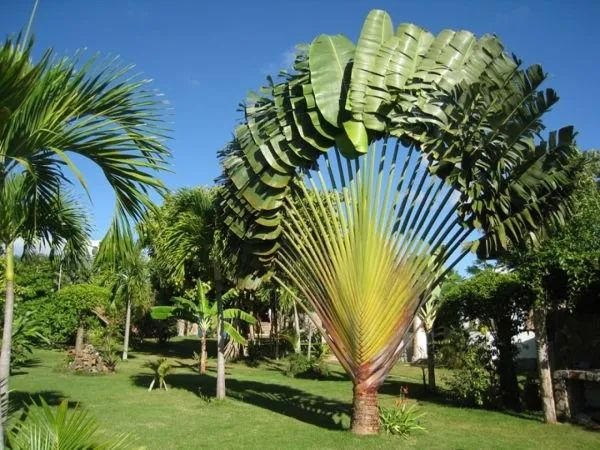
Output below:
[218,9,582,433]
[0,174,90,437]
[95,225,151,361]
[0,27,168,440]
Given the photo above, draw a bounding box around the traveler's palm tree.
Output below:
[218,10,582,433]
[0,32,169,433]
[151,281,255,374]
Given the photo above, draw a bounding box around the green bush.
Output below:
[285,353,312,377]
[443,331,498,407]
[284,352,331,379]
[22,284,110,346]
[379,402,426,437]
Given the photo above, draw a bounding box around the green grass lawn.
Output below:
[10,338,598,449]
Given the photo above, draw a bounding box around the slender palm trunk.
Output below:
[200,329,207,375]
[292,302,301,353]
[533,307,557,423]
[351,379,380,434]
[307,322,313,359]
[272,297,279,359]
[0,241,15,443]
[122,298,131,361]
[215,264,226,400]
[57,261,63,291]
[426,329,436,392]
[75,325,85,356]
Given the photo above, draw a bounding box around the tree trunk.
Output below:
[426,329,436,392]
[0,241,16,441]
[215,264,226,400]
[57,261,63,291]
[411,316,427,361]
[351,381,380,435]
[200,330,207,375]
[307,322,313,359]
[122,298,131,361]
[75,326,85,356]
[533,307,557,423]
[292,302,301,353]
[272,298,279,360]
[176,319,186,337]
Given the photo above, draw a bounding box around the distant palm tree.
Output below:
[96,226,151,361]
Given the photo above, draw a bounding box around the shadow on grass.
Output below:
[135,338,215,360]
[129,372,349,430]
[11,358,42,376]
[10,390,78,410]
[381,377,543,422]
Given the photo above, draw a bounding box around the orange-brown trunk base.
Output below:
[351,384,379,435]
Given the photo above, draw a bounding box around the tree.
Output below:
[96,226,152,361]
[0,25,169,439]
[218,9,581,433]
[506,161,600,422]
[0,174,90,433]
[441,268,532,409]
[151,281,255,374]
[418,289,440,392]
[141,187,234,399]
[51,284,111,356]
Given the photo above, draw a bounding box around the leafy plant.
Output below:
[285,353,312,378]
[7,398,132,449]
[146,358,172,391]
[151,281,255,374]
[379,402,426,438]
[444,332,498,407]
[218,8,581,434]
[7,311,48,368]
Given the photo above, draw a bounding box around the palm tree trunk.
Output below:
[75,326,85,356]
[533,307,557,423]
[0,241,15,441]
[351,379,380,435]
[426,329,436,392]
[57,261,63,291]
[307,322,313,359]
[292,302,301,353]
[215,264,226,400]
[200,330,207,375]
[122,298,131,360]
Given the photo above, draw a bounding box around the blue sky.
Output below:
[2,0,599,243]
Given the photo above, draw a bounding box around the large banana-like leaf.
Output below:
[217,10,580,421]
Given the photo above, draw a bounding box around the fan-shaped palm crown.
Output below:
[218,10,581,434]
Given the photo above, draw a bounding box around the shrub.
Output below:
[443,331,498,407]
[8,311,48,367]
[21,284,110,346]
[379,402,426,437]
[284,352,331,379]
[285,353,312,377]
